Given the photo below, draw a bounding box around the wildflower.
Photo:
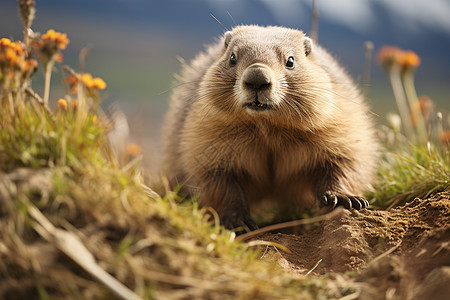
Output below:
[55,53,63,64]
[34,29,69,65]
[65,74,78,85]
[64,72,107,94]
[0,38,12,47]
[91,77,106,90]
[5,48,20,65]
[41,29,69,50]
[126,143,142,156]
[0,38,25,67]
[81,73,94,86]
[400,50,421,69]
[92,115,98,125]
[57,98,68,110]
[35,29,70,104]
[377,46,403,70]
[23,58,37,72]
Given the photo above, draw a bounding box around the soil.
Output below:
[253,189,450,300]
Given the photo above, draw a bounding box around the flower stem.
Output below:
[402,71,427,144]
[363,41,374,97]
[43,59,54,105]
[388,65,414,141]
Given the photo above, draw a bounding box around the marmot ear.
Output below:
[224,31,232,48]
[302,36,312,56]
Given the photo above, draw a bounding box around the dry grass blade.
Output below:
[247,240,292,253]
[236,208,344,241]
[26,202,142,300]
[368,241,402,266]
[306,259,323,276]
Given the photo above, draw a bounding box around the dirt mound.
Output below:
[256,189,450,300]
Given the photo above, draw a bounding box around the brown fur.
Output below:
[163,25,379,231]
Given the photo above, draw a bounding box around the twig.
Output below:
[236,208,344,242]
[25,87,52,114]
[369,241,402,265]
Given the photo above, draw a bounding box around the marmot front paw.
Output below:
[321,191,369,210]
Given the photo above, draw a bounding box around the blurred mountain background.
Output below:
[1,0,449,170]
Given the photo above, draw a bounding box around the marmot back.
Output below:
[163,25,379,231]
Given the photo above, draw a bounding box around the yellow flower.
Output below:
[0,38,12,47]
[81,73,93,86]
[57,98,68,110]
[91,77,106,90]
[41,29,69,50]
[64,72,107,94]
[5,48,19,65]
[0,38,25,67]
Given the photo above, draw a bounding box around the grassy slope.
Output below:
[0,99,350,299]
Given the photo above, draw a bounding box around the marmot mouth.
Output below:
[244,100,273,111]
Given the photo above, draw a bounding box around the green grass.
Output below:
[1,96,346,299]
[367,144,449,209]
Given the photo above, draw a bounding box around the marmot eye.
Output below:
[286,56,295,69]
[229,53,237,67]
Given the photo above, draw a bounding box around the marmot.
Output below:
[163,25,379,231]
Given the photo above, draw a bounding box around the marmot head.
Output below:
[199,25,337,130]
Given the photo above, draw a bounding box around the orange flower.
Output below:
[41,29,69,50]
[0,38,12,47]
[23,58,37,72]
[5,48,19,65]
[0,38,25,67]
[400,50,421,68]
[55,52,63,63]
[126,143,142,156]
[377,46,403,67]
[65,74,78,85]
[57,98,68,110]
[64,72,107,94]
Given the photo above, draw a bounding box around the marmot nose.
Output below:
[243,65,272,92]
